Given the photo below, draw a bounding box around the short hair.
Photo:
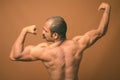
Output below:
[47,16,67,39]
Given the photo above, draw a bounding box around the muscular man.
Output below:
[10,2,111,80]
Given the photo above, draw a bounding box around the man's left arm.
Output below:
[73,2,111,50]
[83,2,111,47]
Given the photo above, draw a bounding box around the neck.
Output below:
[50,38,66,47]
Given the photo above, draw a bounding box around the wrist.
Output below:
[22,27,28,32]
[105,4,111,14]
[22,27,28,35]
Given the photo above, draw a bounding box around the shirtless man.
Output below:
[10,2,111,80]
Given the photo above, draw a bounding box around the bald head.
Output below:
[46,16,67,40]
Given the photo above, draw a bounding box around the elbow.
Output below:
[98,33,104,38]
[9,56,16,61]
[9,52,19,61]
[97,32,105,39]
[9,54,17,61]
[99,31,107,38]
[9,51,16,61]
[9,49,21,61]
[97,29,107,38]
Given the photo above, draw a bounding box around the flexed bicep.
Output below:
[72,2,111,50]
[9,25,38,61]
[10,45,38,61]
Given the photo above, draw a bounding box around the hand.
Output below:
[23,25,37,34]
[98,2,110,11]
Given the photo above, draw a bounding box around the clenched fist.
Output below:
[23,25,37,34]
[98,2,111,12]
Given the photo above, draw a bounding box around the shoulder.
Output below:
[72,35,82,42]
[72,35,90,49]
[31,42,49,54]
[30,42,51,61]
[37,42,49,48]
[72,35,89,43]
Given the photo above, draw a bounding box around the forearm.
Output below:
[10,28,27,60]
[97,3,111,36]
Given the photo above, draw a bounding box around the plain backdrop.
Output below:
[0,0,120,80]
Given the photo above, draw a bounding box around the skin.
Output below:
[10,2,111,80]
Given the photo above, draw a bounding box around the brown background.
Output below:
[0,0,120,80]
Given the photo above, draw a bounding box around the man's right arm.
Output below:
[10,25,38,61]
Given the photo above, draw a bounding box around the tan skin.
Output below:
[10,2,111,80]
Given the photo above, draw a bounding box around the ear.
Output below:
[52,33,59,39]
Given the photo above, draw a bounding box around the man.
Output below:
[10,2,111,80]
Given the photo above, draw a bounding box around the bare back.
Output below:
[42,40,83,80]
[10,3,111,80]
